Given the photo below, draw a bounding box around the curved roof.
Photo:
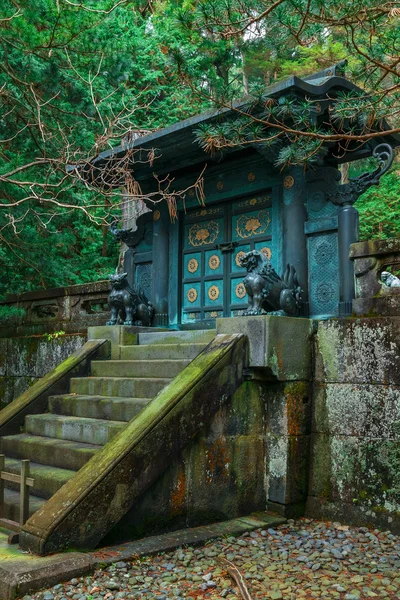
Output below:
[77,62,400,183]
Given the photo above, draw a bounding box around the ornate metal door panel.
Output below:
[181,195,272,324]
[230,196,272,317]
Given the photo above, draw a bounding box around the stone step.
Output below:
[2,457,75,500]
[48,394,151,422]
[4,456,76,498]
[25,414,125,445]
[0,433,100,471]
[70,376,171,398]
[90,359,190,379]
[120,343,207,360]
[3,488,46,522]
[138,329,216,346]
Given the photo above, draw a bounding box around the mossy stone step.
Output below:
[70,376,171,398]
[48,394,151,422]
[0,433,100,471]
[138,329,216,346]
[3,457,75,499]
[90,359,190,379]
[3,488,46,522]
[25,414,125,445]
[119,343,207,360]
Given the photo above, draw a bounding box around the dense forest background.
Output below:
[0,0,399,297]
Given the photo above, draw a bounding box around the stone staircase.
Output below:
[0,329,215,525]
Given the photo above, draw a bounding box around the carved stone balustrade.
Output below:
[350,238,400,316]
[0,280,110,337]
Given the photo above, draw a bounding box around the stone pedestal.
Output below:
[218,315,313,516]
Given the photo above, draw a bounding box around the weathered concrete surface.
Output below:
[0,335,86,408]
[20,334,248,554]
[104,378,311,544]
[216,315,313,379]
[0,339,109,437]
[308,317,400,531]
[314,317,400,384]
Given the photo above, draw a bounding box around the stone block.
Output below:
[87,325,140,347]
[266,381,312,436]
[309,433,400,514]
[103,457,188,544]
[267,434,310,505]
[7,338,37,377]
[353,294,400,317]
[217,315,313,379]
[0,376,38,410]
[203,381,266,439]
[87,325,162,359]
[314,317,400,384]
[186,433,267,525]
[313,383,400,438]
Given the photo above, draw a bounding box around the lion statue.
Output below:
[107,272,154,326]
[239,250,303,317]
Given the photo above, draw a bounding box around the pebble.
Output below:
[22,519,400,600]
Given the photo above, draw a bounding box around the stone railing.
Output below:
[0,281,110,337]
[350,237,400,316]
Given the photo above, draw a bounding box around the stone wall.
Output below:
[0,281,109,407]
[307,317,400,533]
[0,334,87,410]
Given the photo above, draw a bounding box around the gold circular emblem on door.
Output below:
[208,254,220,270]
[153,209,161,221]
[284,175,294,189]
[235,282,246,299]
[235,250,247,267]
[216,180,224,190]
[248,171,255,182]
[208,285,220,301]
[188,258,199,274]
[187,288,198,303]
[260,246,272,260]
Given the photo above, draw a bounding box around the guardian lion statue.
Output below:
[107,272,154,326]
[240,250,303,317]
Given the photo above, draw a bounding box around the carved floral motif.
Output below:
[235,210,271,239]
[188,221,219,247]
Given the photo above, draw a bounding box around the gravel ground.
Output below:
[21,518,400,600]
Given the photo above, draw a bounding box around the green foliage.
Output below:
[0,0,399,303]
[357,171,400,240]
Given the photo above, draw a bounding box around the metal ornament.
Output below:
[235,250,247,267]
[284,175,294,189]
[208,254,221,270]
[188,221,219,247]
[208,285,220,301]
[328,143,394,206]
[153,210,161,221]
[187,288,198,303]
[235,282,246,299]
[260,246,272,260]
[235,210,271,239]
[188,258,199,274]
